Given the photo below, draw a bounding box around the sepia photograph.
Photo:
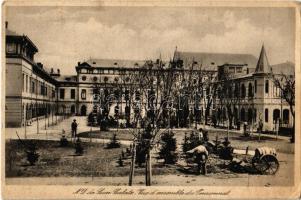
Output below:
[2,1,300,199]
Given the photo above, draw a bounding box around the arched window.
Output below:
[135,91,140,101]
[233,107,238,120]
[81,89,86,100]
[222,107,227,121]
[265,80,269,94]
[104,76,109,83]
[206,87,210,97]
[283,109,289,124]
[217,108,222,121]
[241,108,245,121]
[248,83,253,97]
[241,84,246,98]
[80,105,87,116]
[234,83,239,97]
[228,85,232,98]
[217,87,222,99]
[273,109,280,123]
[247,108,253,123]
[253,109,257,122]
[265,108,269,122]
[71,105,75,113]
[125,106,130,116]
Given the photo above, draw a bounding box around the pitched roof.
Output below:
[5,29,19,36]
[85,58,145,68]
[54,75,77,82]
[255,45,270,73]
[270,61,295,75]
[173,51,258,71]
[6,28,38,52]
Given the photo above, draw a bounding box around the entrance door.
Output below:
[71,105,75,114]
[80,105,87,116]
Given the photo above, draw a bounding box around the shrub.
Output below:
[159,131,178,164]
[87,112,94,126]
[118,156,124,167]
[74,138,84,155]
[26,141,39,165]
[100,118,109,131]
[135,144,147,167]
[135,129,151,167]
[106,133,121,149]
[182,131,203,153]
[60,135,68,147]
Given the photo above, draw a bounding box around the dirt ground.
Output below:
[5,137,294,186]
[6,151,294,186]
[78,128,294,154]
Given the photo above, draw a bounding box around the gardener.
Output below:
[194,151,208,175]
[71,119,78,139]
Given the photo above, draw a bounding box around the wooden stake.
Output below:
[129,142,136,186]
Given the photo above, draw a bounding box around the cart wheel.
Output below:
[252,157,269,174]
[261,155,279,175]
[252,155,279,175]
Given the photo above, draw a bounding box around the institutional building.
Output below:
[5,25,294,132]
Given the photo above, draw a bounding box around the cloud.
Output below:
[6,7,294,74]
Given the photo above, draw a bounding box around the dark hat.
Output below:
[73,119,76,122]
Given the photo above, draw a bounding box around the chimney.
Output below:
[57,69,60,74]
[37,62,43,68]
[50,68,54,74]
[78,62,80,66]
[5,21,8,29]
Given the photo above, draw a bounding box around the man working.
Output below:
[71,119,78,139]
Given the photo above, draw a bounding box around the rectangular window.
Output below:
[81,89,86,100]
[60,89,65,99]
[31,80,35,93]
[22,74,25,92]
[26,75,28,92]
[6,43,16,53]
[236,67,242,73]
[52,89,55,98]
[135,91,140,101]
[25,75,28,92]
[265,80,269,94]
[229,67,235,73]
[71,89,75,99]
[40,84,44,95]
[125,90,130,101]
[265,108,269,123]
[254,80,257,93]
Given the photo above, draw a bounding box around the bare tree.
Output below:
[270,72,295,142]
[217,71,241,129]
[203,73,218,126]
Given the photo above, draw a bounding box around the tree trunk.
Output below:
[291,121,295,143]
[145,149,151,186]
[129,143,136,186]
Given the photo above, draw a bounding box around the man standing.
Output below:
[71,119,78,139]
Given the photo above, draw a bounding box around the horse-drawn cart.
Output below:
[232,146,279,175]
[251,147,279,175]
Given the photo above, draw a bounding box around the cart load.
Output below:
[252,147,279,175]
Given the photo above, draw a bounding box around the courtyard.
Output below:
[5,116,295,187]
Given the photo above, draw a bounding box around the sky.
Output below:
[5,6,295,75]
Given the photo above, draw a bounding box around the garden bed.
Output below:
[5,139,178,178]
